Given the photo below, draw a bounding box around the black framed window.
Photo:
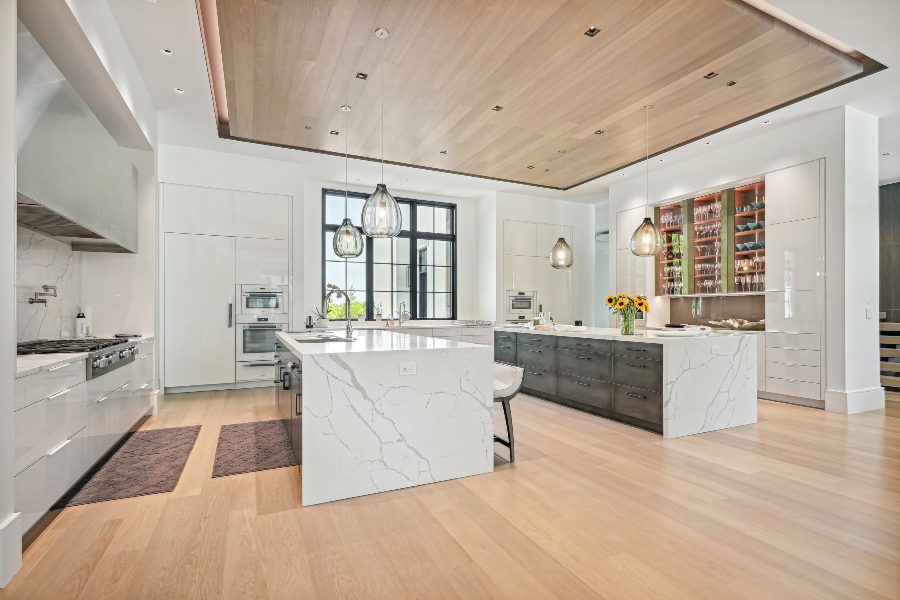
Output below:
[322,189,456,320]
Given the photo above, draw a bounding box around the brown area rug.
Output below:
[56,425,201,507]
[212,419,298,478]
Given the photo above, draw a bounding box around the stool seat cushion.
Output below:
[493,363,524,400]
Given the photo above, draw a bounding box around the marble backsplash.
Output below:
[17,227,82,341]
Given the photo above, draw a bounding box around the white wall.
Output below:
[607,106,883,413]
[493,191,596,325]
[1,2,21,587]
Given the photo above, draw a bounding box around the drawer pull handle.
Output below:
[625,348,647,352]
[139,384,150,390]
[576,356,591,360]
[47,387,73,400]
[120,383,129,389]
[625,364,648,369]
[528,372,542,376]
[96,395,108,403]
[528,349,542,353]
[48,362,73,371]
[574,381,591,387]
[46,439,71,456]
[626,392,647,399]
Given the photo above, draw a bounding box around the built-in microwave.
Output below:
[507,290,537,318]
[239,284,288,318]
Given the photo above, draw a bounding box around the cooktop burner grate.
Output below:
[16,338,125,355]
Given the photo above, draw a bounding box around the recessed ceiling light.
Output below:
[658,158,665,162]
[544,168,550,173]
[527,165,534,169]
[726,80,737,87]
[703,72,718,79]
[174,87,184,94]
[329,130,340,135]
[439,149,447,154]
[557,149,566,155]
[763,119,771,125]
[160,48,174,56]
[304,125,312,131]
[492,105,504,112]
[340,105,352,112]
[594,129,605,135]
[584,26,601,37]
[355,72,368,80]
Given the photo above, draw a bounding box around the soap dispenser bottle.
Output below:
[75,311,87,339]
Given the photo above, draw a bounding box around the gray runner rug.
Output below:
[212,419,298,478]
[56,425,201,507]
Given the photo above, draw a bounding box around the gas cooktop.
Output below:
[16,338,125,355]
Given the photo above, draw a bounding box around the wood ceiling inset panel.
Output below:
[204,0,880,189]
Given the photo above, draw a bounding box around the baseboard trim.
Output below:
[825,386,885,414]
[165,381,273,394]
[758,391,825,409]
[0,511,22,587]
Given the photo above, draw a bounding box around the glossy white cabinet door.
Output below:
[616,206,645,250]
[765,290,820,334]
[765,160,821,225]
[536,223,571,258]
[512,255,541,292]
[765,218,821,291]
[236,237,289,285]
[503,221,537,257]
[234,191,290,240]
[757,334,766,392]
[616,248,647,296]
[163,184,235,236]
[164,233,237,387]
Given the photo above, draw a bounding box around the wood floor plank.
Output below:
[1,389,899,599]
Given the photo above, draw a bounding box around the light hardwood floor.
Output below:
[2,389,899,599]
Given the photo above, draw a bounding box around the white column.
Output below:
[0,0,22,587]
[825,107,885,413]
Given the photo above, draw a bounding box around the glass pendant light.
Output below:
[550,152,574,269]
[361,27,402,238]
[333,105,364,258]
[630,105,664,257]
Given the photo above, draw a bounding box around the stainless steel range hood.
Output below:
[16,193,131,253]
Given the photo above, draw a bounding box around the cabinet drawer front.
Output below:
[21,360,85,410]
[518,344,557,371]
[135,340,154,358]
[557,336,611,354]
[494,331,518,345]
[765,291,820,334]
[236,362,276,382]
[557,349,611,381]
[613,384,663,426]
[766,347,820,367]
[613,341,663,361]
[557,375,612,410]
[522,369,557,396]
[766,362,820,384]
[15,381,87,475]
[765,377,820,400]
[518,333,557,348]
[613,356,663,393]
[765,332,821,351]
[494,343,517,365]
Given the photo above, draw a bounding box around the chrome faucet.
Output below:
[398,301,410,325]
[323,284,354,339]
[29,284,57,305]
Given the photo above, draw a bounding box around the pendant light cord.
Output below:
[380,36,385,183]
[645,106,650,205]
[345,112,349,214]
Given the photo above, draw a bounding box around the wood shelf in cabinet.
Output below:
[694,236,721,243]
[734,249,765,256]
[693,217,722,225]
[735,229,765,237]
[660,226,684,233]
[735,208,765,218]
[735,269,765,275]
[694,273,721,278]
[694,255,721,261]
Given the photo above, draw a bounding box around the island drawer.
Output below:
[557,349,611,381]
[557,336,611,354]
[522,369,556,397]
[517,333,557,348]
[612,355,663,393]
[613,384,662,426]
[518,344,556,371]
[494,342,517,365]
[494,331,518,345]
[613,341,663,361]
[557,375,612,411]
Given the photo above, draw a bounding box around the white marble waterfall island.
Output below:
[276,330,493,506]
[494,327,758,439]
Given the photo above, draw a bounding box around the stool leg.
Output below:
[501,399,515,463]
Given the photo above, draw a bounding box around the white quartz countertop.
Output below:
[16,353,88,379]
[333,320,493,330]
[493,326,756,344]
[277,329,486,357]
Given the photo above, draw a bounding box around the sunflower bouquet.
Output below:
[604,294,648,335]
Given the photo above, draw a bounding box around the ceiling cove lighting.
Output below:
[333,106,365,259]
[492,105,504,111]
[631,105,664,257]
[355,72,368,80]
[584,26,601,37]
[361,27,402,238]
[704,71,719,79]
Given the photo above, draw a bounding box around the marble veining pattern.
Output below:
[16,227,81,341]
[301,346,493,506]
[663,334,757,438]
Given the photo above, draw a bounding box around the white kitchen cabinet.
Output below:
[765,290,820,334]
[163,184,235,236]
[503,221,537,257]
[765,160,821,225]
[616,206,646,250]
[766,331,821,351]
[765,219,821,292]
[17,359,85,411]
[511,255,541,292]
[460,327,494,346]
[234,191,290,240]
[536,223,571,258]
[616,248,647,296]
[236,237,289,285]
[164,233,237,388]
[757,334,766,393]
[14,379,86,475]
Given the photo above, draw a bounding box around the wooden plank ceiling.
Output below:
[205,0,872,189]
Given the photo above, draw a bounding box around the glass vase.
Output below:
[620,312,635,335]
